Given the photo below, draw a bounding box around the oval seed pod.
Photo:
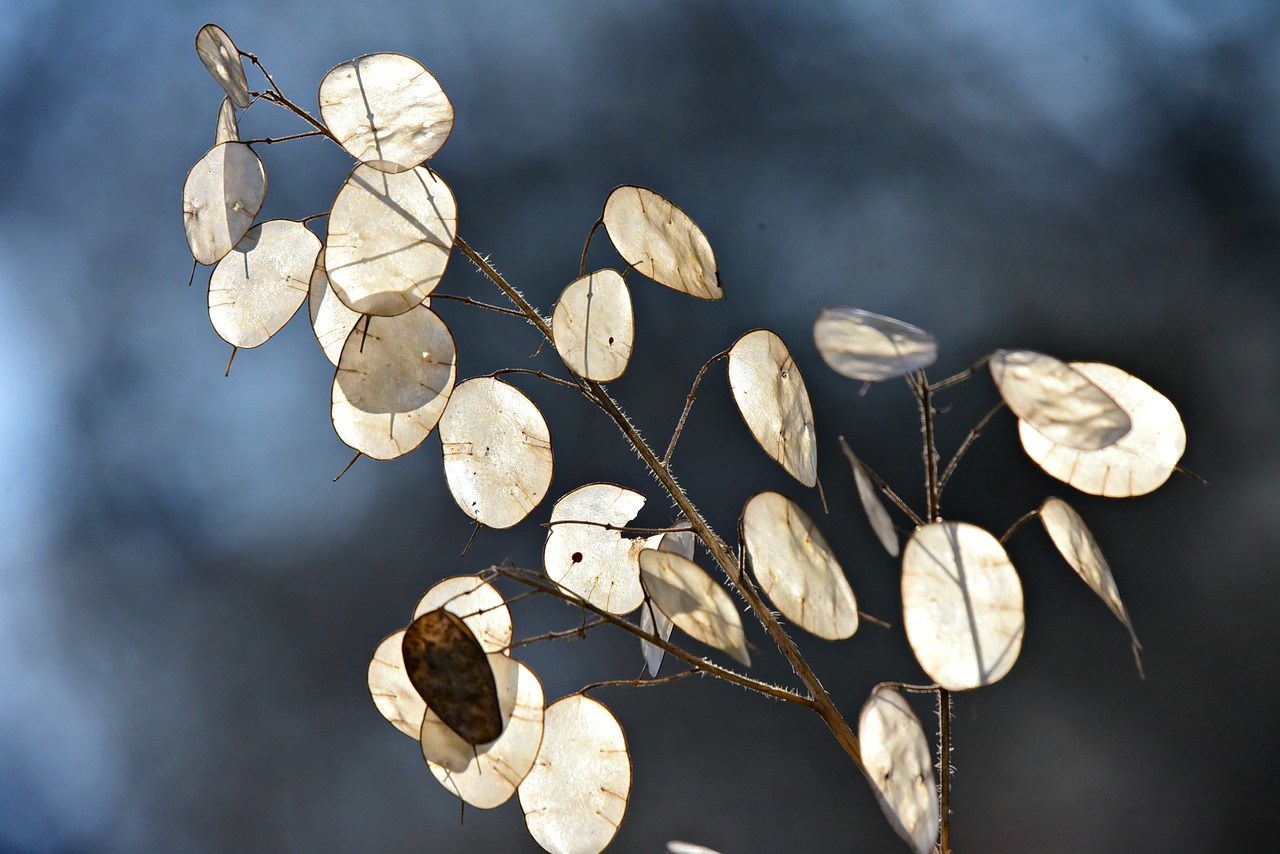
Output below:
[639,548,750,666]
[1039,497,1142,662]
[307,249,363,367]
[401,609,503,746]
[195,24,250,108]
[318,53,453,173]
[859,687,939,854]
[902,522,1024,690]
[207,220,320,348]
[438,378,554,529]
[727,329,818,487]
[325,164,457,316]
[1019,362,1185,497]
[422,654,544,809]
[182,142,266,266]
[214,96,238,145]
[518,695,631,854]
[639,528,694,677]
[839,438,900,557]
[551,270,634,381]
[366,629,427,739]
[413,575,513,655]
[331,307,456,461]
[544,483,647,615]
[990,349,1131,451]
[742,491,858,641]
[602,185,722,300]
[813,307,937,382]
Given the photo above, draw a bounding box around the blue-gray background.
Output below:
[1,1,1274,851]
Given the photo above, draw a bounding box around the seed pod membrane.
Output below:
[401,608,503,746]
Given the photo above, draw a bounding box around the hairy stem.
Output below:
[456,233,865,773]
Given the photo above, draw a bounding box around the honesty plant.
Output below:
[182,24,1191,854]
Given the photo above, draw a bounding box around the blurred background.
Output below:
[1,0,1275,851]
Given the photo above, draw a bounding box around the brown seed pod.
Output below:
[401,608,504,745]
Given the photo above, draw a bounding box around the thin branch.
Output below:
[927,352,993,393]
[492,564,815,708]
[579,219,604,277]
[542,519,695,536]
[915,370,940,522]
[937,400,1007,495]
[1000,508,1040,544]
[430,292,530,320]
[243,52,341,144]
[838,436,925,528]
[663,349,729,467]
[487,367,591,395]
[242,130,326,145]
[507,616,610,650]
[938,687,953,853]
[858,611,893,630]
[455,234,863,770]
[580,669,699,694]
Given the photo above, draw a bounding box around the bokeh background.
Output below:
[2,0,1276,851]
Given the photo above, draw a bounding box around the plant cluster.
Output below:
[181,24,1190,854]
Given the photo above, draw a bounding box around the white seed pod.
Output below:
[551,270,634,381]
[182,142,267,266]
[412,575,513,655]
[1019,362,1185,497]
[518,695,631,854]
[325,164,457,316]
[813,307,937,382]
[423,654,544,809]
[318,53,454,173]
[214,96,238,145]
[667,844,724,854]
[331,307,456,460]
[990,349,1130,451]
[366,629,427,739]
[727,329,817,487]
[207,220,320,348]
[601,185,721,300]
[307,249,363,366]
[639,528,694,676]
[839,439,899,557]
[544,484,647,615]
[858,687,939,854]
[195,24,250,108]
[1038,497,1142,657]
[438,377,554,529]
[742,492,858,641]
[902,522,1024,690]
[639,548,750,666]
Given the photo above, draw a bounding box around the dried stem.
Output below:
[457,233,864,772]
[838,435,924,529]
[663,349,730,467]
[937,400,1007,495]
[493,564,813,707]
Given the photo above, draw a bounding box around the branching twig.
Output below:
[937,401,1007,495]
[663,349,730,467]
[927,352,993,393]
[1000,508,1040,544]
[457,232,865,770]
[838,436,924,529]
[492,564,815,707]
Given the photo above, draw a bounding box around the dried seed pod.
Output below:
[813,307,936,382]
[902,521,1024,690]
[859,687,939,854]
[401,608,503,746]
[319,53,453,173]
[727,328,817,487]
[1019,362,1185,497]
[602,185,721,299]
[990,349,1130,451]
